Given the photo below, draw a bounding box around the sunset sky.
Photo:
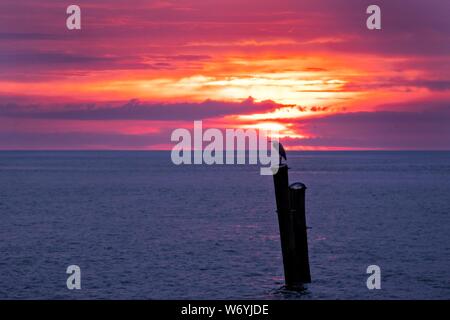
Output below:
[1,0,449,150]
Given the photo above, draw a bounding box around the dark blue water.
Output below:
[0,151,449,299]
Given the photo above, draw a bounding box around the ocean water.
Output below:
[0,151,449,299]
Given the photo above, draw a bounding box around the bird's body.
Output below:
[272,141,287,165]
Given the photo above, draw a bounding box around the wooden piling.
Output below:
[273,164,311,289]
[289,182,311,284]
[272,164,294,286]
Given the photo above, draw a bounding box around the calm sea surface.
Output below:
[0,151,449,299]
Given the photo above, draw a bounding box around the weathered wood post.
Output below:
[289,182,311,284]
[273,164,311,289]
[273,164,294,286]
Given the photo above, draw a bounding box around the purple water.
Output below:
[0,151,449,299]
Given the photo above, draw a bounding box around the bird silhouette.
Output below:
[272,141,287,165]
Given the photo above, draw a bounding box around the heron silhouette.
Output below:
[272,141,287,165]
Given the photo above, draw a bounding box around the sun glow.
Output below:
[240,122,306,139]
[0,53,360,107]
[238,106,326,121]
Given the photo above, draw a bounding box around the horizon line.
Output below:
[1,149,449,152]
